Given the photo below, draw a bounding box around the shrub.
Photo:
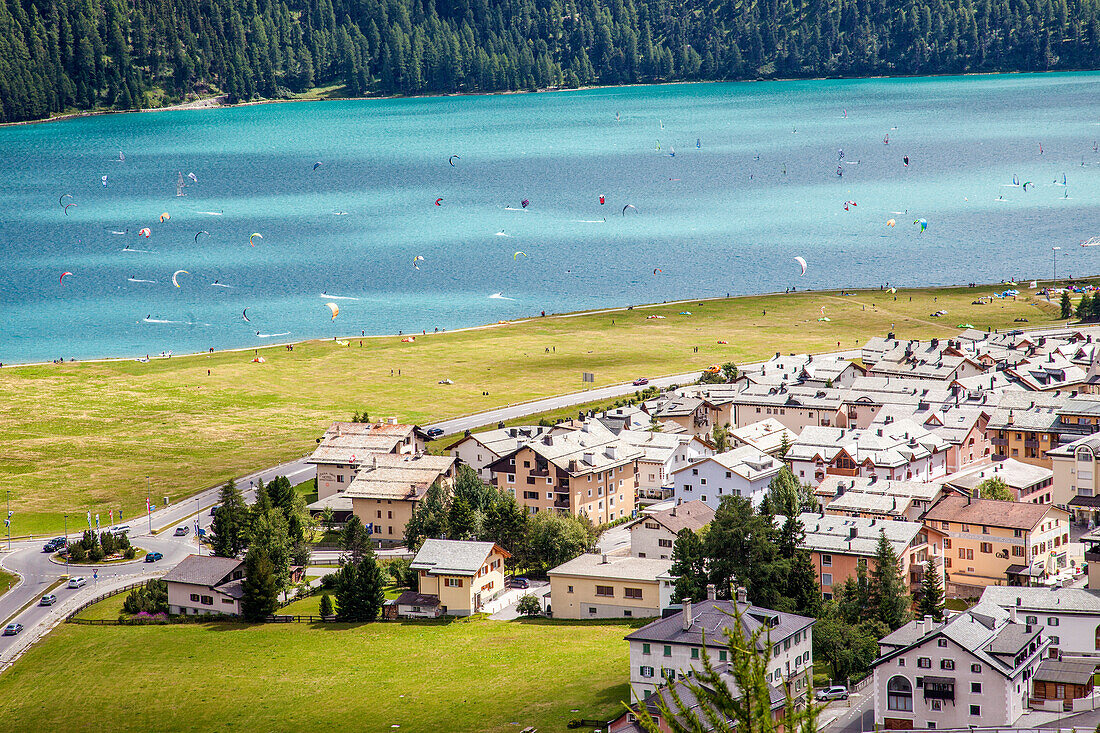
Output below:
[319,593,334,617]
[68,543,87,563]
[516,594,542,616]
[123,546,136,560]
[88,544,105,562]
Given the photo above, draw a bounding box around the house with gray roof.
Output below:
[872,602,1049,729]
[161,554,246,616]
[980,585,1100,660]
[624,588,814,699]
[548,553,673,620]
[670,445,782,511]
[405,539,510,617]
[627,500,714,560]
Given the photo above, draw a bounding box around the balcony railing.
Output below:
[991,438,1009,447]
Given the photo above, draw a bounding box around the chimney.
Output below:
[736,586,748,604]
[388,416,398,425]
[601,553,609,564]
[583,452,595,465]
[543,435,553,446]
[683,600,693,631]
[606,445,618,460]
[1009,606,1018,624]
[849,527,858,538]
[706,584,716,601]
[670,507,677,517]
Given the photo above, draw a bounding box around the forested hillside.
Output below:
[1,0,1098,123]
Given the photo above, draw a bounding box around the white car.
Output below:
[67,576,87,589]
[815,685,849,701]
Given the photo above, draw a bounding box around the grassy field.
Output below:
[0,616,639,731]
[0,568,18,597]
[0,285,1062,535]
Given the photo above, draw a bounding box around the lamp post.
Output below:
[1053,246,1061,291]
[64,514,68,567]
[146,476,152,534]
[5,490,10,551]
[196,496,201,554]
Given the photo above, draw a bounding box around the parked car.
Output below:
[3,623,23,636]
[425,427,444,438]
[815,686,849,701]
[145,552,163,563]
[67,576,87,589]
[39,594,57,606]
[42,537,66,553]
[509,576,531,589]
[632,377,650,386]
[173,525,189,536]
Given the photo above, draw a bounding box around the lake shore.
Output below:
[7,68,1094,129]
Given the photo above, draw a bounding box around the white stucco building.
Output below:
[670,445,781,510]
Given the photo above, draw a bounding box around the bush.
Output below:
[68,543,87,563]
[386,557,414,589]
[122,579,169,615]
[319,592,334,617]
[88,544,105,562]
[123,546,136,560]
[320,573,339,590]
[516,594,542,616]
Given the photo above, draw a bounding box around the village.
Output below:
[135,323,1100,731]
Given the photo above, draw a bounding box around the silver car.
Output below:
[816,686,849,701]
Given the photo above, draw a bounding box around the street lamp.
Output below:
[146,476,152,534]
[196,496,202,554]
[64,514,68,567]
[1053,246,1062,290]
[5,490,11,551]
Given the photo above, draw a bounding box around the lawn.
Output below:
[0,616,640,732]
[0,568,17,596]
[0,284,1063,535]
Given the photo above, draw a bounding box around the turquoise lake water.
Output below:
[2,73,1100,363]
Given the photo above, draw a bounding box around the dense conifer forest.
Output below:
[1,0,1098,123]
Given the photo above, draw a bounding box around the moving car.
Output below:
[3,623,23,636]
[39,594,57,606]
[67,576,87,589]
[815,686,849,701]
[111,525,131,535]
[509,576,531,589]
[144,552,163,563]
[173,526,189,536]
[425,427,444,438]
[632,377,650,386]
[42,537,66,553]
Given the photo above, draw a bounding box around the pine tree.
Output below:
[319,591,334,617]
[786,549,821,617]
[211,478,249,558]
[1061,290,1073,319]
[334,553,385,621]
[448,496,476,539]
[670,527,708,602]
[916,559,944,622]
[241,549,279,621]
[342,514,373,561]
[870,530,911,630]
[1077,292,1092,320]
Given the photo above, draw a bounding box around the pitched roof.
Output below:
[342,454,456,501]
[306,420,418,464]
[943,459,1052,493]
[548,553,672,582]
[409,539,506,577]
[394,590,442,608]
[625,599,813,649]
[980,585,1100,614]
[160,555,243,587]
[795,512,924,557]
[923,494,1054,530]
[632,500,715,534]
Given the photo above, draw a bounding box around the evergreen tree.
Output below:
[341,514,373,561]
[712,422,729,452]
[319,591,334,617]
[705,496,784,607]
[976,476,1013,501]
[670,527,709,602]
[870,530,910,630]
[916,559,944,622]
[1061,290,1073,319]
[403,481,449,550]
[786,549,822,617]
[448,496,477,539]
[1078,292,1093,320]
[211,478,249,558]
[241,549,279,621]
[334,553,385,621]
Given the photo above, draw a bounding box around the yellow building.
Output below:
[345,454,456,544]
[548,553,673,619]
[306,420,426,500]
[922,494,1069,596]
[402,539,510,617]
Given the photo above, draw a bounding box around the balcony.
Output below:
[991,437,1009,447]
[1025,440,1041,449]
[922,677,955,701]
[554,496,571,509]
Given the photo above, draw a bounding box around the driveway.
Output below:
[488,580,551,621]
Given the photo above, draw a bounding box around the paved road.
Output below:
[823,689,874,733]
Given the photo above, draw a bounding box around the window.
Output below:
[940,659,954,670]
[1048,617,1059,626]
[898,658,905,667]
[971,664,982,673]
[624,610,632,617]
[941,521,950,529]
[222,598,234,604]
[567,585,574,593]
[917,658,931,668]
[937,639,947,647]
[1050,635,1060,645]
[691,648,700,660]
[931,700,942,711]
[971,682,982,694]
[943,538,951,550]
[663,645,672,657]
[822,573,833,586]
[980,542,993,554]
[821,554,832,566]
[1025,615,1038,625]
[662,668,676,680]
[200,595,213,605]
[887,676,913,712]
[640,666,654,678]
[589,607,597,615]
[1013,546,1025,557]
[719,650,728,662]
[445,578,463,588]
[625,588,643,600]
[969,705,980,717]
[658,539,673,548]
[190,593,200,602]
[642,643,651,654]
[523,490,538,500]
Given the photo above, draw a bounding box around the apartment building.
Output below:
[922,495,1070,595]
[627,500,714,560]
[345,454,457,543]
[306,420,425,500]
[670,445,782,510]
